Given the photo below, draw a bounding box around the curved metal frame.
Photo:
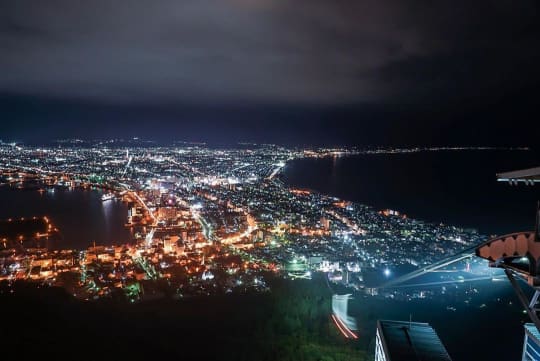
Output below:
[475,205,540,332]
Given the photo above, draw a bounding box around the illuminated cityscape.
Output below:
[2,139,538,361]
[0,142,491,300]
[2,1,540,360]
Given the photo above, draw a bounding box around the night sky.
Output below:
[1,0,540,146]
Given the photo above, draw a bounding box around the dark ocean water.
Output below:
[282,149,540,235]
[0,187,131,249]
[341,280,525,361]
[282,149,540,361]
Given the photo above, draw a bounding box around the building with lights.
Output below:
[375,320,452,361]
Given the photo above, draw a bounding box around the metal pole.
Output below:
[504,268,540,332]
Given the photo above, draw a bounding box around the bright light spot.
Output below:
[384,268,391,277]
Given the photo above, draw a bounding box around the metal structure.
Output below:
[375,320,452,361]
[475,167,540,331]
[497,166,540,186]
[379,251,475,289]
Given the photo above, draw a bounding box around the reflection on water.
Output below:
[0,186,132,250]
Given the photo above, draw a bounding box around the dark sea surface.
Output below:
[283,149,540,361]
[0,186,131,249]
[282,149,540,235]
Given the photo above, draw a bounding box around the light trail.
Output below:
[331,315,351,339]
[331,294,358,339]
[333,314,358,339]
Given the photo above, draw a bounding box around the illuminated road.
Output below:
[145,228,155,246]
[325,209,365,235]
[134,255,158,280]
[127,190,158,248]
[191,209,217,246]
[198,215,213,241]
[169,157,205,177]
[220,225,257,245]
[266,162,286,180]
[229,163,252,173]
[128,190,157,225]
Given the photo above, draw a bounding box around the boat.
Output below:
[101,193,115,201]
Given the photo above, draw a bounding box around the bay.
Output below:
[0,186,131,249]
[282,149,540,235]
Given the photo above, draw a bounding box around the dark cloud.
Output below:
[2,0,540,146]
[2,0,539,105]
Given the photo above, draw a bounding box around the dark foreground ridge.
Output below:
[0,275,369,361]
